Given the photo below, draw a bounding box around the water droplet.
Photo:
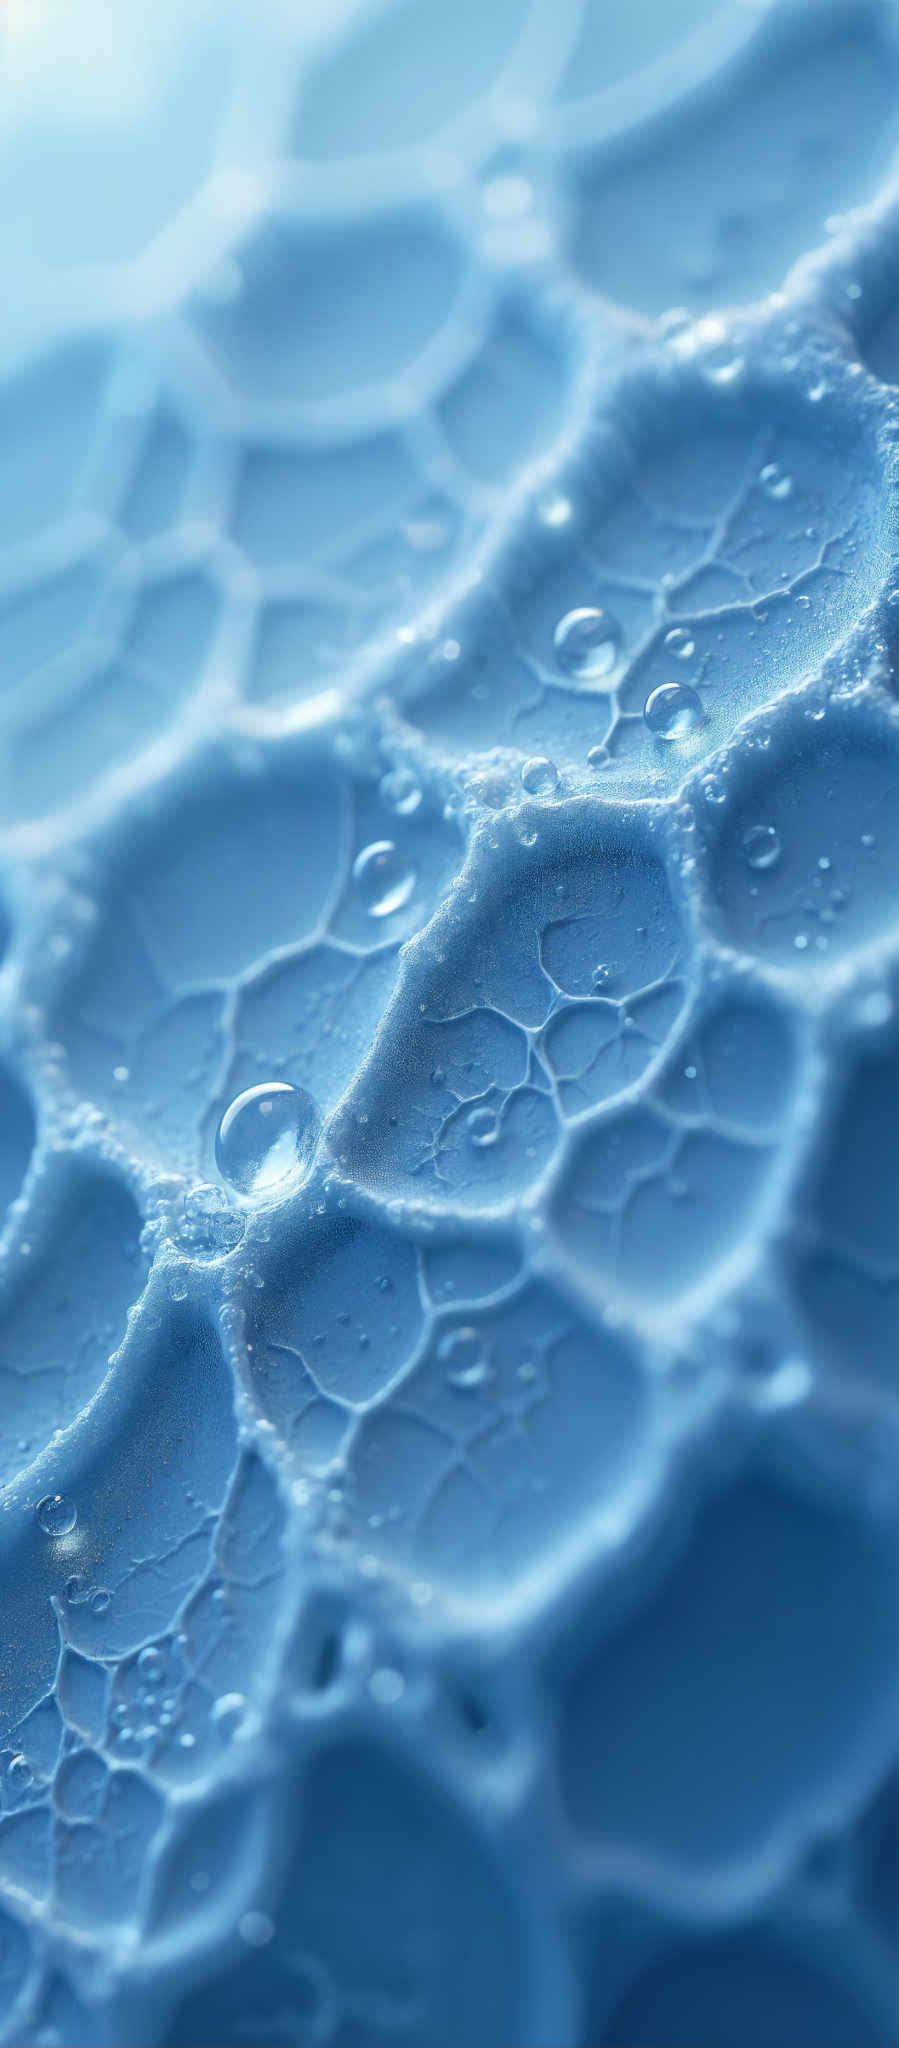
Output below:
[6,1754,32,1796]
[239,1910,274,1949]
[369,1666,405,1705]
[438,1326,491,1391]
[520,756,559,795]
[553,607,621,681]
[759,461,792,500]
[36,1494,77,1538]
[353,841,417,917]
[742,824,781,871]
[211,1691,247,1738]
[586,743,609,771]
[643,683,703,740]
[137,1647,165,1687]
[64,1575,88,1604]
[537,493,571,528]
[215,1082,320,1199]
[703,342,744,384]
[91,1589,112,1615]
[467,1106,499,1148]
[665,626,695,661]
[380,767,422,816]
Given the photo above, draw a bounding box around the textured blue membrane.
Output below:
[5,0,899,2042]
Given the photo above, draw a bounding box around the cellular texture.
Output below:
[4,0,899,2043]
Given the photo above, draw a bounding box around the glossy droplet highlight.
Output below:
[380,766,422,816]
[553,606,621,682]
[643,682,703,740]
[520,756,559,795]
[6,1754,32,1796]
[215,1082,320,1199]
[353,841,417,917]
[467,1105,499,1148]
[438,1326,492,1391]
[759,461,792,501]
[743,824,782,871]
[36,1493,77,1537]
[138,1646,165,1686]
[665,626,695,661]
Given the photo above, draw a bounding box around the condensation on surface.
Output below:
[3,0,899,2042]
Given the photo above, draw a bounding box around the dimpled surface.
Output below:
[6,0,899,2042]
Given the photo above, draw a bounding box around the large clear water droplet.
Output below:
[553,606,621,681]
[353,841,417,917]
[215,1082,320,1199]
[643,682,703,740]
[742,824,782,871]
[36,1493,77,1537]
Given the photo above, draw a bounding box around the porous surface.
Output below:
[4,1,899,2041]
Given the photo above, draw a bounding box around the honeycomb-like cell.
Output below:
[5,0,899,2042]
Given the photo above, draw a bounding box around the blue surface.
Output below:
[3,0,899,2041]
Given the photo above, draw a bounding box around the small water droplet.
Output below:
[369,1666,405,1705]
[353,841,417,917]
[64,1575,88,1604]
[438,1326,491,1391]
[703,342,743,384]
[36,1494,77,1538]
[759,462,792,500]
[586,743,609,771]
[380,767,422,816]
[467,1106,499,1147]
[91,1589,112,1615]
[553,606,621,681]
[239,1910,274,1948]
[211,1691,247,1738]
[664,626,695,661]
[743,825,781,871]
[520,756,559,795]
[215,1083,320,1199]
[643,682,703,740]
[6,1754,32,1796]
[137,1647,165,1687]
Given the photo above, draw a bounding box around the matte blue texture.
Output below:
[2,0,899,2041]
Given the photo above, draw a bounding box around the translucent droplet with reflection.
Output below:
[138,1646,165,1687]
[380,767,422,817]
[643,682,704,740]
[553,606,621,681]
[353,841,417,917]
[759,462,792,501]
[215,1082,321,1199]
[664,626,695,661]
[467,1106,499,1148]
[6,1754,32,1796]
[438,1326,492,1391]
[36,1493,77,1538]
[742,824,782,871]
[520,756,559,795]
